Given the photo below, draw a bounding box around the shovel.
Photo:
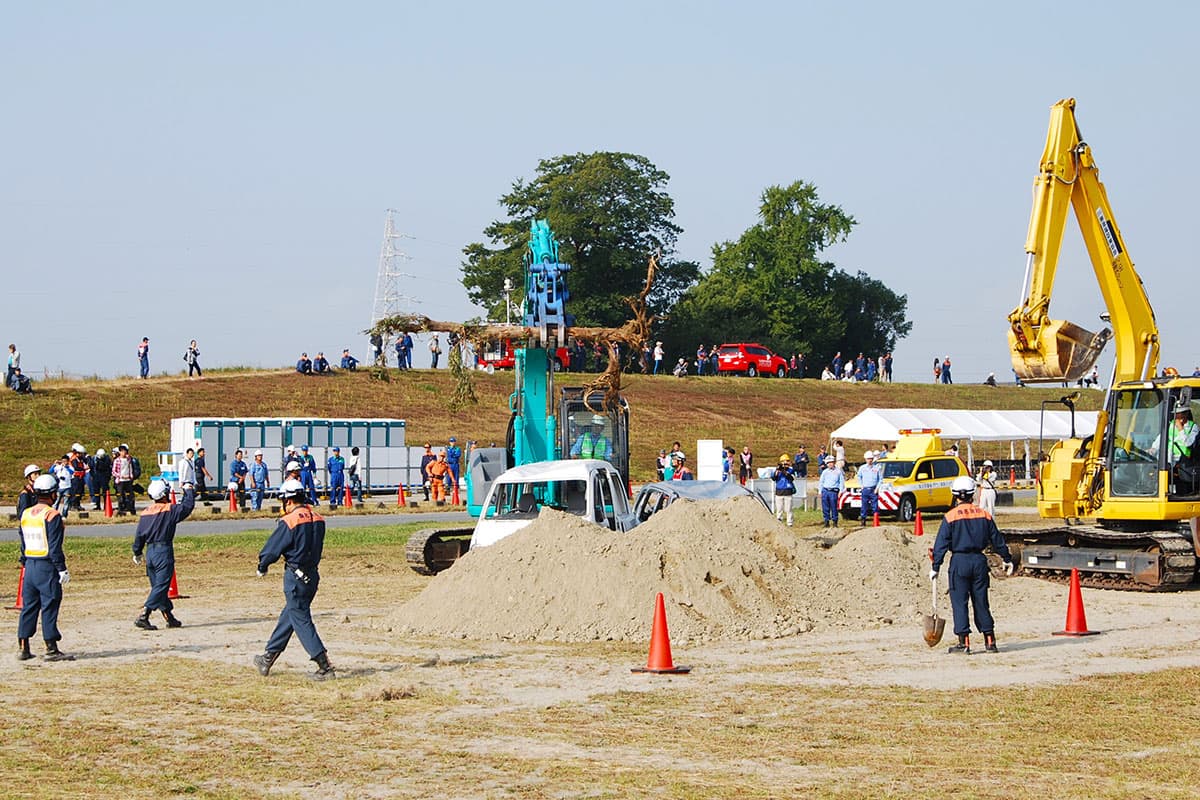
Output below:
[922,576,946,647]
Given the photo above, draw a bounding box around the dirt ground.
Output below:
[4,505,1200,798]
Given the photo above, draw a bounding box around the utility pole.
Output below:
[371,209,417,326]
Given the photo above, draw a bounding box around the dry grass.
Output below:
[0,368,1099,497]
[0,525,1196,799]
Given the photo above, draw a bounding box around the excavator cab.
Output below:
[1008,319,1112,384]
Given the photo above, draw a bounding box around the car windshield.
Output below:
[485,479,588,518]
[880,460,914,479]
[718,346,739,356]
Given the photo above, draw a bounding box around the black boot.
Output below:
[309,651,336,681]
[983,633,998,653]
[43,641,75,662]
[162,610,183,629]
[135,610,158,630]
[253,651,280,676]
[17,638,32,661]
[947,635,971,655]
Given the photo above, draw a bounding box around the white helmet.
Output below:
[280,478,306,500]
[71,443,85,454]
[148,479,170,501]
[33,474,57,494]
[863,450,874,460]
[982,460,993,467]
[253,449,263,456]
[23,464,41,478]
[285,460,302,473]
[951,475,977,499]
[96,448,106,456]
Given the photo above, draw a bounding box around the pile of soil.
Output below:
[390,497,945,643]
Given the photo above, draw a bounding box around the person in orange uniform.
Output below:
[426,450,452,505]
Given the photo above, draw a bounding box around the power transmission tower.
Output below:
[371,209,417,325]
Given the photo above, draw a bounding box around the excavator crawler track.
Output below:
[1004,524,1197,591]
[405,527,474,576]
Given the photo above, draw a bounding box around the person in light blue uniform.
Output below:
[856,450,883,525]
[229,449,249,507]
[326,447,345,507]
[818,459,845,528]
[248,450,270,511]
[299,445,318,504]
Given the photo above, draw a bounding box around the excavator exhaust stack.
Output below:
[1008,320,1111,383]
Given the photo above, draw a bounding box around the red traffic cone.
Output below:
[914,510,924,536]
[104,490,114,518]
[1010,466,1016,484]
[344,484,353,507]
[397,482,407,507]
[631,593,691,674]
[228,487,237,513]
[5,566,25,610]
[873,511,880,527]
[171,489,177,505]
[167,570,187,600]
[1053,568,1101,637]
[452,479,460,506]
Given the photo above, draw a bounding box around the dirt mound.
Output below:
[390,496,940,643]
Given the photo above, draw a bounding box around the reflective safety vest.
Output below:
[578,432,609,459]
[1169,420,1199,461]
[20,504,56,558]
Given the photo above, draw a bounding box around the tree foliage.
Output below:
[462,152,699,327]
[662,181,911,371]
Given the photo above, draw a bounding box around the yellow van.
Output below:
[838,429,968,521]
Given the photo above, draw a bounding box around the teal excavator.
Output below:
[406,220,631,574]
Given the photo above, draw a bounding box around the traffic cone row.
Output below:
[631,593,691,674]
[1053,568,1100,637]
[6,566,25,610]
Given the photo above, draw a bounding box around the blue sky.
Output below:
[3,2,1196,382]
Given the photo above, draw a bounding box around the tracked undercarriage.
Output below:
[1003,524,1197,591]
[404,527,474,576]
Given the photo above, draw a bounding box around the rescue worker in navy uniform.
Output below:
[930,476,1016,654]
[298,445,318,504]
[132,479,196,630]
[326,446,345,507]
[253,478,335,680]
[17,474,74,661]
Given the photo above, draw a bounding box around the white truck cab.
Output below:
[469,459,637,549]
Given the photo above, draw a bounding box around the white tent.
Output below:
[829,407,1100,477]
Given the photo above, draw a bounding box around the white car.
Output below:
[469,459,637,549]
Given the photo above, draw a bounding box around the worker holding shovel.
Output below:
[929,476,1015,654]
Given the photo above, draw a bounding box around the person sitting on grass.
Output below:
[313,352,331,374]
[8,367,33,394]
[296,353,313,375]
[339,349,358,371]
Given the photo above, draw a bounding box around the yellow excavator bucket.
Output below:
[1007,319,1111,383]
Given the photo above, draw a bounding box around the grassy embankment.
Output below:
[0,367,1101,498]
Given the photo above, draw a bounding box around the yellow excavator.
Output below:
[1005,98,1200,590]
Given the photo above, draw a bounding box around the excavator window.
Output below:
[1109,388,1163,497]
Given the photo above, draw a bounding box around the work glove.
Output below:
[133,554,141,566]
[928,569,938,581]
[1005,561,1015,577]
[58,570,70,586]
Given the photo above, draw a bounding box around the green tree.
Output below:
[462,152,699,327]
[663,181,910,371]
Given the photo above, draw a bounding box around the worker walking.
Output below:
[132,479,196,630]
[253,479,335,680]
[976,460,998,517]
[772,454,796,527]
[856,450,882,526]
[16,474,74,661]
[327,447,345,508]
[930,476,1015,654]
[818,459,844,528]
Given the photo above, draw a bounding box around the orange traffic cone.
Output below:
[228,487,237,513]
[5,566,25,610]
[873,512,880,527]
[914,510,924,536]
[631,593,691,674]
[1053,568,1101,637]
[344,484,353,508]
[452,479,460,506]
[171,489,177,505]
[104,490,114,518]
[397,482,407,507]
[167,570,187,600]
[1010,466,1016,484]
